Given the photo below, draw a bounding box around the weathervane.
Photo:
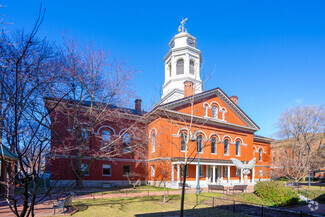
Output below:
[178,18,188,33]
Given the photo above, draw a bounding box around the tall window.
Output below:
[81,128,89,149]
[204,105,208,117]
[190,60,194,74]
[224,139,229,155]
[236,168,241,177]
[236,140,240,156]
[102,130,111,151]
[176,59,184,75]
[224,166,228,177]
[81,163,89,176]
[123,165,131,176]
[259,169,263,177]
[221,108,226,121]
[151,133,156,153]
[123,133,131,152]
[273,150,275,164]
[211,137,216,154]
[212,106,218,118]
[102,164,112,176]
[151,165,155,177]
[259,149,262,162]
[181,132,187,151]
[197,134,203,153]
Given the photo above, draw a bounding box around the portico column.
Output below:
[240,169,243,184]
[213,165,216,183]
[171,164,175,183]
[221,166,223,183]
[252,167,255,183]
[227,166,230,183]
[177,164,180,183]
[206,165,209,183]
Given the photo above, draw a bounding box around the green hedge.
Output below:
[254,181,299,206]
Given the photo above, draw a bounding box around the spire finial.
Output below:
[178,18,188,33]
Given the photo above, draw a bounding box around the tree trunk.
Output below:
[180,164,187,217]
[76,177,83,189]
[163,182,166,203]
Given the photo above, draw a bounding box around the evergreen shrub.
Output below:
[254,181,299,206]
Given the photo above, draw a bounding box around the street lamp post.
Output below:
[197,149,200,194]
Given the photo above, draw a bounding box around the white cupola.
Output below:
[160,21,203,104]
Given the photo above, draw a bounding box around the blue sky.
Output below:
[3,0,325,137]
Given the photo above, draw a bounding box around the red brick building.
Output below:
[49,29,272,188]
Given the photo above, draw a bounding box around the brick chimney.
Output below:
[230,96,238,105]
[184,81,194,98]
[135,99,142,112]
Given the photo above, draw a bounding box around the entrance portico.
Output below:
[171,158,256,187]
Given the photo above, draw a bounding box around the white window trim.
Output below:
[236,141,241,157]
[151,165,155,177]
[122,165,131,177]
[102,164,112,177]
[81,163,89,176]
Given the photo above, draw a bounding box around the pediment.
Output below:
[159,88,259,131]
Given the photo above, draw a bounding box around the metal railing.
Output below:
[197,194,325,217]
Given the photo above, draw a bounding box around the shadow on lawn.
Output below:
[74,195,171,212]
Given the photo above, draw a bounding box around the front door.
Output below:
[215,167,218,183]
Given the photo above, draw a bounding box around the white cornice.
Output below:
[159,88,259,131]
[157,108,257,133]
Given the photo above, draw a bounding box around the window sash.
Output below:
[197,135,203,153]
[176,59,184,75]
[151,165,155,177]
[211,137,216,154]
[123,165,131,176]
[224,139,229,155]
[181,133,187,151]
[236,141,240,156]
[102,164,111,176]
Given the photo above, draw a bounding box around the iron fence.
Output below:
[197,194,325,217]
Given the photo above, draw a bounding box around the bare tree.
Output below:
[0,6,67,216]
[48,36,148,189]
[274,105,325,182]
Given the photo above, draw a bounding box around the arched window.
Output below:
[102,130,111,151]
[259,149,262,161]
[190,60,194,74]
[224,139,229,155]
[181,132,187,151]
[197,134,203,153]
[211,137,216,154]
[212,106,218,118]
[123,133,131,152]
[236,140,240,156]
[221,108,226,121]
[151,133,156,153]
[176,59,184,75]
[204,105,208,117]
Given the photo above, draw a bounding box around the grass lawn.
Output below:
[298,189,325,203]
[74,185,179,196]
[72,193,248,217]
